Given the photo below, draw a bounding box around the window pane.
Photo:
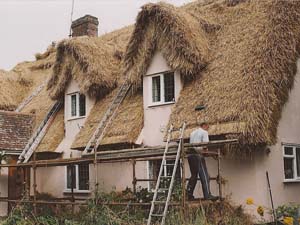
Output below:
[164,72,175,102]
[152,76,161,102]
[148,160,181,190]
[71,95,77,117]
[79,94,86,117]
[78,164,89,190]
[149,160,161,190]
[296,148,300,177]
[67,165,76,189]
[284,157,294,179]
[284,146,294,155]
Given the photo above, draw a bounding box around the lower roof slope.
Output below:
[0,111,34,152]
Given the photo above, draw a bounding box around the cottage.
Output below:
[0,0,300,220]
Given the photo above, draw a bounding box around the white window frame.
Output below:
[148,71,176,107]
[282,144,300,182]
[68,92,86,120]
[147,159,182,192]
[64,164,90,193]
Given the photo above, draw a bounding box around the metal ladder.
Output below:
[17,101,62,163]
[147,122,186,225]
[82,82,131,154]
[15,78,49,112]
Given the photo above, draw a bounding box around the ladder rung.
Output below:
[158,188,169,191]
[163,164,175,166]
[153,201,166,204]
[161,176,172,178]
[151,214,163,217]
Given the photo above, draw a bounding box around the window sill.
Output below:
[67,116,86,121]
[148,101,175,108]
[283,179,300,183]
[63,189,91,194]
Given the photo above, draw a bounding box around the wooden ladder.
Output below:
[17,101,62,163]
[82,82,131,155]
[147,122,186,225]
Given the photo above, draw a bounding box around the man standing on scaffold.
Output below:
[186,121,218,201]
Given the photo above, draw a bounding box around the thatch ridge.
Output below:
[123,2,209,91]
[47,26,134,100]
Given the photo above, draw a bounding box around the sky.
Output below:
[0,0,193,70]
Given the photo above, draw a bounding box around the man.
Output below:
[186,122,218,201]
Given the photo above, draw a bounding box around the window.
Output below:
[283,145,300,181]
[70,93,86,118]
[151,72,175,105]
[147,159,181,191]
[66,164,90,192]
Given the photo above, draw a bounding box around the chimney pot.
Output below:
[71,15,99,37]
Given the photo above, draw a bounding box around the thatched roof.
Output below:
[0,45,56,111]
[123,2,209,91]
[47,26,133,100]
[45,0,300,149]
[3,45,63,153]
[71,90,143,150]
[4,0,300,153]
[36,108,64,153]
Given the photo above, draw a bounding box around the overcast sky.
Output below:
[0,0,193,70]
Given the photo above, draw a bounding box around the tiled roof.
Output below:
[0,111,34,152]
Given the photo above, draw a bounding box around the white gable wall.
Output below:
[33,79,96,198]
[142,52,182,146]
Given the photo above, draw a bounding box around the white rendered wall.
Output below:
[34,79,95,198]
[142,52,182,146]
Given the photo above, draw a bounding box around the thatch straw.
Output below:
[168,0,300,145]
[71,90,143,149]
[36,108,64,152]
[0,58,52,111]
[47,26,133,100]
[123,2,209,91]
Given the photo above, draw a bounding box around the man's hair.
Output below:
[199,122,208,127]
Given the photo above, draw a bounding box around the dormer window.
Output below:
[151,71,175,105]
[70,93,86,118]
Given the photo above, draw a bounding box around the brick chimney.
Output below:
[71,15,99,37]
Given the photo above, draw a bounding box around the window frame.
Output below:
[68,92,86,120]
[64,164,90,193]
[149,71,176,107]
[282,144,300,182]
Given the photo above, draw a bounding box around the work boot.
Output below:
[187,195,196,201]
[205,194,219,201]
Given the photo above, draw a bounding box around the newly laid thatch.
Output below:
[123,2,209,91]
[20,84,55,131]
[167,0,300,145]
[36,108,64,152]
[47,26,133,100]
[0,57,53,111]
[71,90,143,149]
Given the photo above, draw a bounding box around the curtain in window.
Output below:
[71,95,77,117]
[78,164,89,190]
[79,94,86,116]
[164,72,175,102]
[67,165,76,189]
[152,76,161,102]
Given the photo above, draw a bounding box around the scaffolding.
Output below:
[0,139,237,218]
